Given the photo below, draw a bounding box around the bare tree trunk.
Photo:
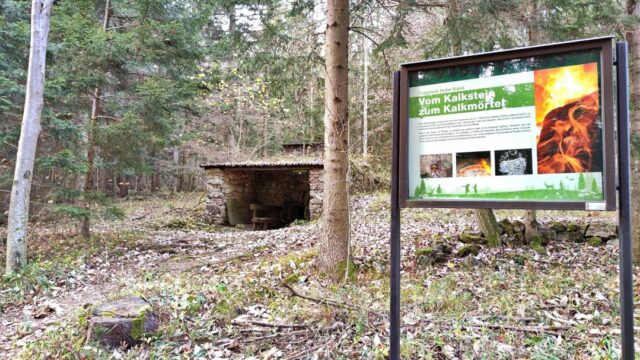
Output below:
[75,115,90,238]
[362,35,368,157]
[523,1,542,243]
[78,0,110,238]
[445,0,501,247]
[474,209,500,247]
[626,0,640,263]
[172,147,179,192]
[178,150,186,191]
[524,209,541,244]
[6,0,53,274]
[319,0,351,281]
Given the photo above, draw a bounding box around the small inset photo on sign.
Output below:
[420,154,453,178]
[494,148,533,176]
[456,151,492,177]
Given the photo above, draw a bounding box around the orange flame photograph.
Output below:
[456,151,492,177]
[534,63,602,174]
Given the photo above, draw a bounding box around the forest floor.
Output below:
[0,192,637,359]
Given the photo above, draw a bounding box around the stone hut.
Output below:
[201,161,323,228]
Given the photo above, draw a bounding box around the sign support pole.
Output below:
[390,71,402,360]
[615,41,635,359]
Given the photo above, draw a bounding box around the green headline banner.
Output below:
[409,83,534,118]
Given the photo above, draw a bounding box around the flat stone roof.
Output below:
[200,160,323,171]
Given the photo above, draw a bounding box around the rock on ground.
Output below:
[87,296,159,349]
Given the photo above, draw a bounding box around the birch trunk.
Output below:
[6,0,53,274]
[626,0,640,263]
[319,0,351,280]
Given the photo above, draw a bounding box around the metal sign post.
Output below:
[615,41,635,360]
[390,71,402,360]
[389,39,634,359]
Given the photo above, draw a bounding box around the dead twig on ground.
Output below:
[282,282,358,310]
[465,322,568,336]
[244,329,310,343]
[130,211,152,221]
[283,344,324,360]
[231,318,309,330]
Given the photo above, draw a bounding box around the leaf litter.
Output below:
[0,192,636,359]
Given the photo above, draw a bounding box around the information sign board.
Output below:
[398,37,615,210]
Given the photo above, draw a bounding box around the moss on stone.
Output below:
[458,233,486,244]
[550,222,567,232]
[498,219,514,235]
[284,273,300,284]
[457,244,481,258]
[530,235,546,255]
[587,236,603,247]
[130,312,146,340]
[566,223,580,232]
[415,247,433,256]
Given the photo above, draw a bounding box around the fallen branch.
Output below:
[282,282,358,310]
[465,322,568,336]
[244,329,309,343]
[185,246,270,273]
[130,211,152,221]
[283,344,324,360]
[231,318,309,330]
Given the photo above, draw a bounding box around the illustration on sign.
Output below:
[407,50,604,203]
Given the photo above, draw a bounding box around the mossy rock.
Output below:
[499,219,525,245]
[498,219,515,235]
[415,247,433,257]
[587,236,603,247]
[416,242,451,266]
[433,241,452,255]
[539,227,556,246]
[550,222,567,232]
[87,296,159,348]
[530,235,547,255]
[457,244,481,258]
[416,247,437,266]
[458,232,487,245]
[556,231,584,243]
[566,223,580,232]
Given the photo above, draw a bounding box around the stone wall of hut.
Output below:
[205,167,324,225]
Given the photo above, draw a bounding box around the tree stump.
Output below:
[87,296,159,348]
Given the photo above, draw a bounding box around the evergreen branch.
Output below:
[348,27,380,47]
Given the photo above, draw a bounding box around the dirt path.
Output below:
[0,222,319,358]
